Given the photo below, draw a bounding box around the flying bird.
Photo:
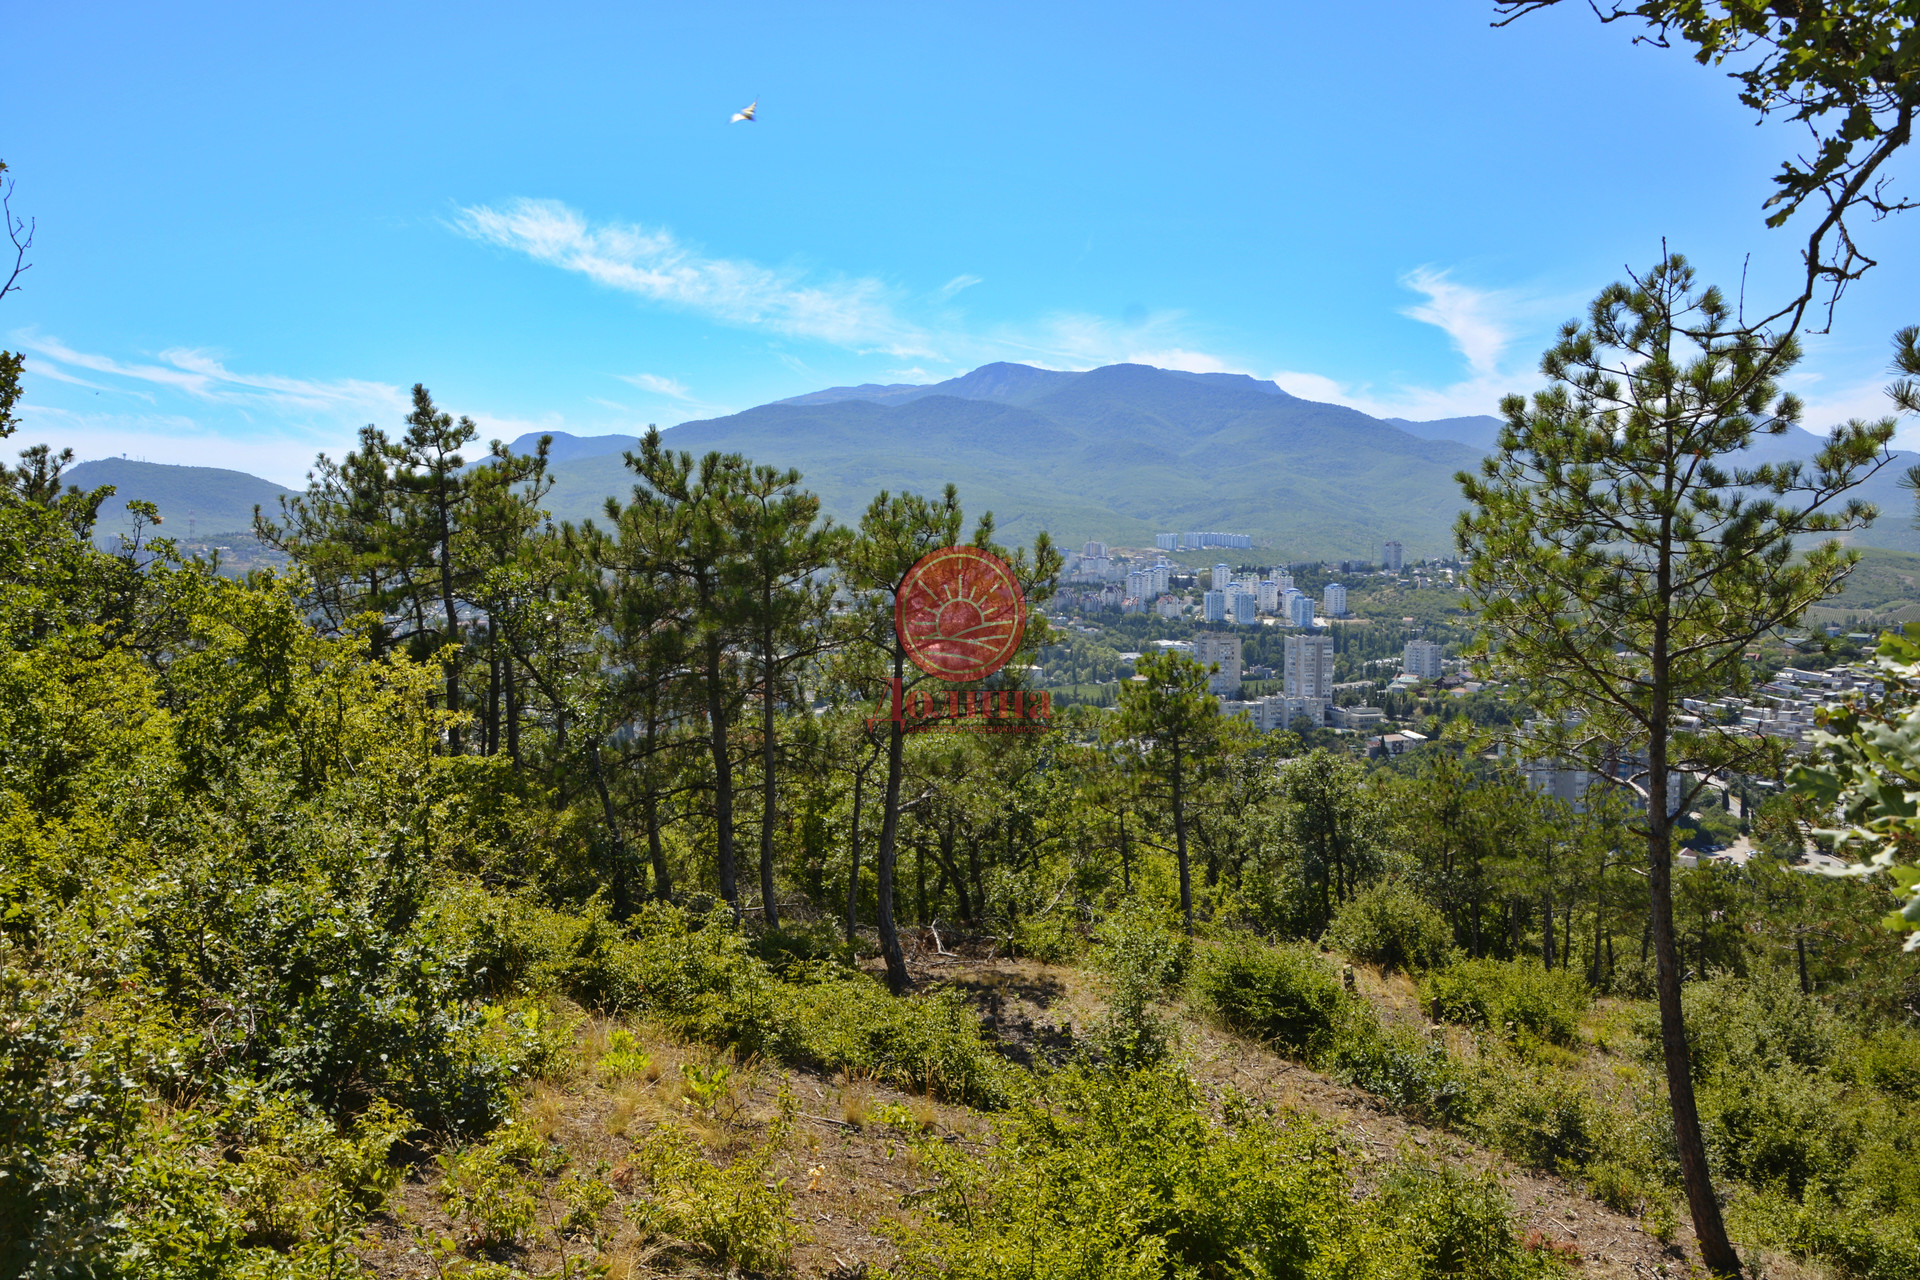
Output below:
[730,99,757,123]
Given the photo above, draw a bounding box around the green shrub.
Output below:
[1472,1063,1597,1175]
[780,976,1012,1107]
[1846,1027,1920,1101]
[1423,958,1588,1046]
[1324,1004,1478,1124]
[1086,900,1188,1068]
[891,1066,1561,1280]
[749,917,848,973]
[1699,1064,1856,1200]
[1732,1189,1920,1280]
[1192,936,1344,1057]
[1326,880,1454,973]
[632,1122,797,1272]
[1671,968,1837,1076]
[1375,1161,1565,1278]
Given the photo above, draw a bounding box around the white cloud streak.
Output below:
[20,334,409,419]
[455,199,934,357]
[617,372,692,399]
[1398,267,1514,378]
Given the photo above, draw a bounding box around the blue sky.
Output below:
[7,2,1920,484]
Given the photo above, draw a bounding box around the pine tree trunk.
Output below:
[587,739,632,921]
[704,638,738,912]
[846,764,864,943]
[875,656,910,993]
[644,712,671,902]
[759,630,780,929]
[1651,732,1742,1276]
[1172,736,1193,933]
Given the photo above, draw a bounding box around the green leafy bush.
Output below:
[1673,969,1838,1077]
[1324,1006,1477,1124]
[780,976,1011,1107]
[1732,1189,1920,1280]
[891,1066,1562,1280]
[1423,958,1588,1046]
[1086,900,1188,1068]
[1191,936,1344,1057]
[632,1121,797,1272]
[1325,879,1454,973]
[1471,1062,1597,1175]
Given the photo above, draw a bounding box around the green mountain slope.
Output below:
[545,364,1488,559]
[56,362,1920,562]
[63,458,298,543]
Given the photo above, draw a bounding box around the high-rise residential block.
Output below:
[1382,540,1404,573]
[1203,590,1227,622]
[1284,633,1335,700]
[1323,583,1347,617]
[1232,592,1257,625]
[1195,632,1242,696]
[1403,639,1444,680]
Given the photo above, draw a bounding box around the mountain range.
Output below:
[55,361,1920,559]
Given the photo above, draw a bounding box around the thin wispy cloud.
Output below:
[454,199,934,357]
[21,334,409,419]
[936,274,982,300]
[617,372,692,399]
[1398,267,1515,378]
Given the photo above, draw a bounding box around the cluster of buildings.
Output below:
[1156,531,1253,551]
[1677,662,1883,747]
[1201,564,1349,627]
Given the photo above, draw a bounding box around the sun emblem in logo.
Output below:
[895,545,1027,682]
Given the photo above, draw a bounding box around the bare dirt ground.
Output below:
[351,942,1821,1278]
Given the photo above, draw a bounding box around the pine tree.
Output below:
[1455,252,1894,1276]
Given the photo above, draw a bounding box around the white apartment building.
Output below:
[1155,533,1178,551]
[1257,579,1281,613]
[1382,540,1404,573]
[1232,592,1257,625]
[1284,633,1335,700]
[1195,632,1242,696]
[1403,639,1444,680]
[1234,693,1325,733]
[1323,583,1348,617]
[1285,591,1315,629]
[1213,563,1232,592]
[1330,704,1385,731]
[1203,590,1227,623]
[1155,594,1183,619]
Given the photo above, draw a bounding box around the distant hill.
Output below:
[61,363,1920,562]
[505,431,636,464]
[1387,414,1504,454]
[63,458,298,544]
[545,363,1482,558]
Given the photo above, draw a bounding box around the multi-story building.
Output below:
[1194,632,1242,696]
[1234,693,1325,733]
[1284,633,1335,700]
[1323,583,1348,617]
[1330,704,1385,731]
[1403,639,1444,680]
[1083,540,1109,560]
[1154,594,1183,619]
[1181,532,1253,550]
[1155,533,1178,551]
[1232,592,1257,625]
[1285,590,1315,629]
[1382,541,1404,573]
[1213,563,1232,592]
[1203,590,1227,623]
[1257,579,1281,613]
